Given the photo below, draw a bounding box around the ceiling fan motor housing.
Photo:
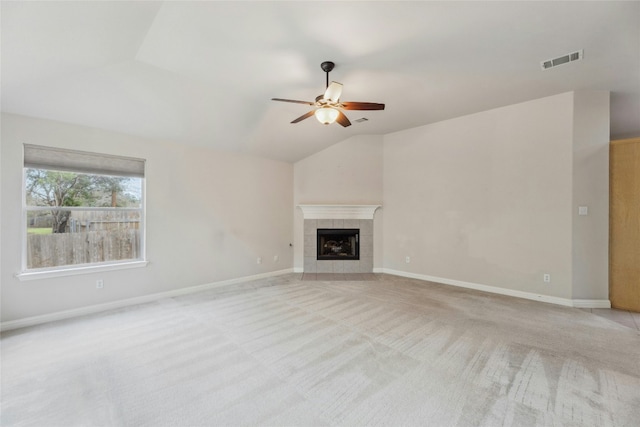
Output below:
[320,61,335,73]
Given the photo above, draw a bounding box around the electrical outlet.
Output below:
[273,255,279,262]
[543,274,551,283]
[257,257,262,264]
[96,279,104,289]
[405,256,411,263]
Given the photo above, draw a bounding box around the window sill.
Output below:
[16,260,149,281]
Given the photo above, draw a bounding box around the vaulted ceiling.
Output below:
[2,1,639,162]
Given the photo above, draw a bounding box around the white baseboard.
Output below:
[1,268,294,332]
[294,267,383,273]
[381,269,611,309]
[572,299,611,309]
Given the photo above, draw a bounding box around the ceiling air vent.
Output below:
[354,117,369,123]
[541,50,583,70]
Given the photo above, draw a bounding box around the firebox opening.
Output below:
[317,228,359,261]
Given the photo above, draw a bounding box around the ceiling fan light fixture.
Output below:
[315,107,339,125]
[324,81,343,103]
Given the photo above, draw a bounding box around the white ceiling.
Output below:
[2,1,639,163]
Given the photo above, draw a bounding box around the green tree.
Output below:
[26,170,95,233]
[92,176,126,207]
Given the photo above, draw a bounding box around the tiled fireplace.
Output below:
[299,205,380,273]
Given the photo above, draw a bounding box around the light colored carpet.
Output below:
[2,274,639,426]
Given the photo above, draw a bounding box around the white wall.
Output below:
[384,92,591,300]
[1,113,293,322]
[293,135,384,270]
[571,91,610,299]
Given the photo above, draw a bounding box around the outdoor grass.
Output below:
[27,228,52,235]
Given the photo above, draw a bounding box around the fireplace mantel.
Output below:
[298,205,381,220]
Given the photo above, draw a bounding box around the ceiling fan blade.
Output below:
[336,111,352,127]
[341,102,385,111]
[272,98,315,105]
[323,81,343,103]
[291,110,315,124]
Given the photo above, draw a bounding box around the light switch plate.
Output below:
[578,206,588,216]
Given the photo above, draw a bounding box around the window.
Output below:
[22,144,146,276]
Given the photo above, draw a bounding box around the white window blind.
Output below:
[24,144,145,178]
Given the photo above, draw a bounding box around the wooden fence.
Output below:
[27,229,140,269]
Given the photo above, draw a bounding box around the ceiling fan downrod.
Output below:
[320,61,335,89]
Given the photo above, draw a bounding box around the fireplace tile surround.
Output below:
[299,205,380,274]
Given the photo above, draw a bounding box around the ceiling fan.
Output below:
[272,61,385,127]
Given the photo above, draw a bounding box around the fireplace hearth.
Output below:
[317,228,359,260]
